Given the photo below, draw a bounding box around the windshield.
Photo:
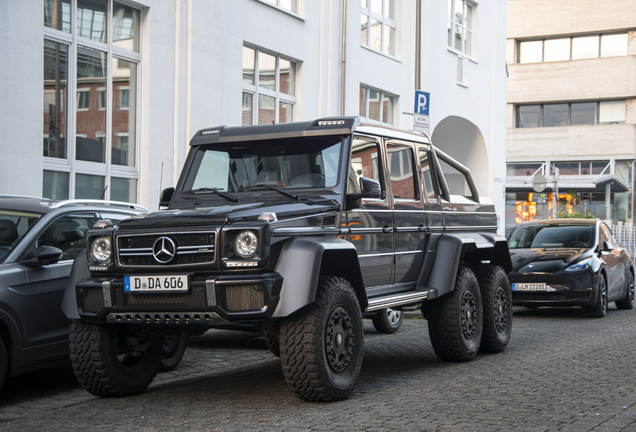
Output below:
[508,224,595,249]
[182,136,342,194]
[0,210,43,263]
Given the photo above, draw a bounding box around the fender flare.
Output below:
[423,232,512,299]
[272,237,366,317]
[61,252,90,320]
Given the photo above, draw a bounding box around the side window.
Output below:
[418,149,438,201]
[387,143,418,200]
[348,136,383,196]
[601,223,613,245]
[37,213,99,261]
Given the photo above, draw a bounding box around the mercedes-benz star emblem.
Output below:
[153,236,176,264]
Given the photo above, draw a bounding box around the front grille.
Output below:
[80,287,104,313]
[113,285,207,308]
[117,231,215,267]
[219,284,265,311]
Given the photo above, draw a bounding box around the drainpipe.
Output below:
[340,0,347,116]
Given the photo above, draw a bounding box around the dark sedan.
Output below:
[507,218,634,317]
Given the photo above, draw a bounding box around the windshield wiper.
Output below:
[241,184,300,202]
[183,187,239,202]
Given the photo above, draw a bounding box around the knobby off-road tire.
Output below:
[158,328,188,372]
[263,329,280,357]
[427,267,483,362]
[616,271,635,310]
[475,265,513,353]
[372,308,404,334]
[588,275,608,318]
[279,276,364,402]
[69,320,162,397]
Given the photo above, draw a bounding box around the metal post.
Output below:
[552,167,559,219]
[606,183,612,221]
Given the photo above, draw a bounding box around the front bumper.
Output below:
[509,270,597,308]
[76,273,283,324]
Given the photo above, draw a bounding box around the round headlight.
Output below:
[234,231,258,258]
[91,236,112,262]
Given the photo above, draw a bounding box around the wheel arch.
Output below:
[272,237,366,317]
[423,232,512,299]
[0,309,23,376]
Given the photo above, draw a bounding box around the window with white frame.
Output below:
[242,46,296,126]
[260,0,298,14]
[447,0,474,85]
[361,0,396,56]
[359,85,395,125]
[43,0,141,202]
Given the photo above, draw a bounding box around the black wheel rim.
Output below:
[601,279,608,314]
[162,329,180,360]
[325,306,355,373]
[493,286,510,333]
[114,327,147,368]
[460,290,479,340]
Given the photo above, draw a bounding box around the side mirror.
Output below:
[22,245,63,267]
[359,177,382,199]
[602,240,614,252]
[159,187,175,208]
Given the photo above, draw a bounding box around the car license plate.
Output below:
[512,282,546,291]
[124,275,189,293]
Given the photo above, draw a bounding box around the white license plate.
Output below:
[512,282,547,291]
[124,275,189,293]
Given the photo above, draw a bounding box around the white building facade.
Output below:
[505,0,636,234]
[0,0,508,232]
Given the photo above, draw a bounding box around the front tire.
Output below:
[615,271,635,310]
[371,308,404,334]
[476,265,512,353]
[69,320,162,397]
[263,328,280,357]
[279,276,364,402]
[0,337,7,393]
[588,275,608,318]
[426,267,483,362]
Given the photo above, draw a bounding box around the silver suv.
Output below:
[0,196,145,393]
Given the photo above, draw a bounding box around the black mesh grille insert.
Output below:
[117,231,215,267]
[80,287,104,313]
[219,284,265,311]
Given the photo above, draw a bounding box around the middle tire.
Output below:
[475,265,512,353]
[426,267,483,362]
[279,276,364,402]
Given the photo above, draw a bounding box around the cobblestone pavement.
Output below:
[2,305,636,431]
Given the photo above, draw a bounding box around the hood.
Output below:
[117,200,340,229]
[510,248,592,273]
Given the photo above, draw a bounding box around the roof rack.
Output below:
[0,194,50,200]
[49,199,147,212]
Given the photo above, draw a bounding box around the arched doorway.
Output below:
[431,116,489,197]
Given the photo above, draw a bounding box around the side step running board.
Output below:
[366,291,430,312]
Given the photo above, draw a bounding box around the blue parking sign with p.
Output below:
[414,90,430,115]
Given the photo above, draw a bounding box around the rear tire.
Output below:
[615,271,635,310]
[69,320,162,397]
[371,308,403,334]
[158,328,188,372]
[263,328,280,357]
[476,265,512,353]
[280,276,364,402]
[427,267,483,362]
